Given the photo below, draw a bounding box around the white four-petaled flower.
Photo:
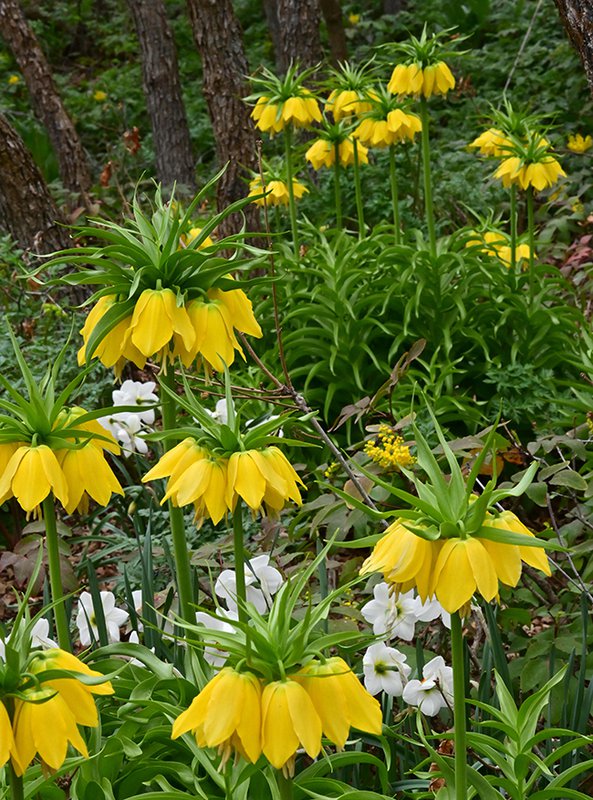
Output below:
[402,655,454,716]
[361,584,417,641]
[363,642,411,697]
[76,590,129,646]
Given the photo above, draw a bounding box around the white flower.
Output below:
[402,656,454,716]
[76,590,129,646]
[205,398,230,425]
[215,554,283,614]
[413,595,451,629]
[195,609,237,667]
[112,380,158,425]
[0,618,58,661]
[363,642,411,697]
[361,584,417,641]
[100,412,148,455]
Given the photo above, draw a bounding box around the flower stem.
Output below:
[160,363,194,624]
[509,183,518,274]
[450,611,468,800]
[42,495,70,651]
[352,139,366,237]
[389,144,401,245]
[527,186,535,305]
[419,98,437,257]
[333,141,343,229]
[276,770,294,800]
[284,126,300,259]
[8,764,23,800]
[232,505,251,659]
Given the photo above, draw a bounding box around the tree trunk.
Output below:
[185,0,260,235]
[0,113,70,254]
[554,0,593,96]
[262,0,283,72]
[126,0,196,194]
[320,0,347,65]
[0,0,92,196]
[276,0,323,72]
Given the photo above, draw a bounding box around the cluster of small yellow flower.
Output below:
[364,424,416,470]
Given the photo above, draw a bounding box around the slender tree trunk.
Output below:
[320,0,347,65]
[126,0,196,194]
[0,0,92,196]
[262,0,283,72]
[0,113,69,254]
[276,0,323,72]
[554,0,593,97]
[185,0,260,235]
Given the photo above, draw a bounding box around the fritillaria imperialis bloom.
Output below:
[567,133,592,153]
[248,64,322,135]
[172,667,262,765]
[465,229,533,268]
[388,61,455,98]
[469,127,512,157]
[46,184,264,376]
[1,647,113,775]
[248,176,308,206]
[359,418,552,614]
[305,135,369,170]
[143,438,304,522]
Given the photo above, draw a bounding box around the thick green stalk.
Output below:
[389,144,401,245]
[160,363,194,624]
[232,505,252,661]
[284,126,300,258]
[527,186,535,305]
[232,507,247,626]
[419,98,437,257]
[276,770,294,800]
[352,139,366,237]
[333,141,343,229]
[509,183,518,274]
[42,495,70,651]
[8,764,23,800]
[451,611,468,800]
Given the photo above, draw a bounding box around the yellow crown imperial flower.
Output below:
[362,511,551,614]
[305,137,369,170]
[281,92,322,127]
[251,96,285,134]
[172,667,262,767]
[294,658,382,749]
[0,701,19,772]
[77,295,144,377]
[261,679,322,771]
[494,155,566,192]
[180,226,214,249]
[143,440,304,522]
[354,105,421,149]
[360,520,437,601]
[388,60,455,98]
[57,441,124,514]
[0,444,69,512]
[469,127,512,157]
[465,229,534,269]
[326,88,372,121]
[248,177,308,206]
[11,648,113,776]
[129,287,195,359]
[567,133,593,153]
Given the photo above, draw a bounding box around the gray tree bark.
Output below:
[0,0,92,196]
[126,0,196,194]
[0,112,70,254]
[276,0,322,72]
[185,0,260,235]
[554,0,593,97]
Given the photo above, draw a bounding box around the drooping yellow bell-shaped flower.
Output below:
[0,700,19,772]
[0,444,69,512]
[172,667,262,766]
[261,679,322,770]
[294,657,382,749]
